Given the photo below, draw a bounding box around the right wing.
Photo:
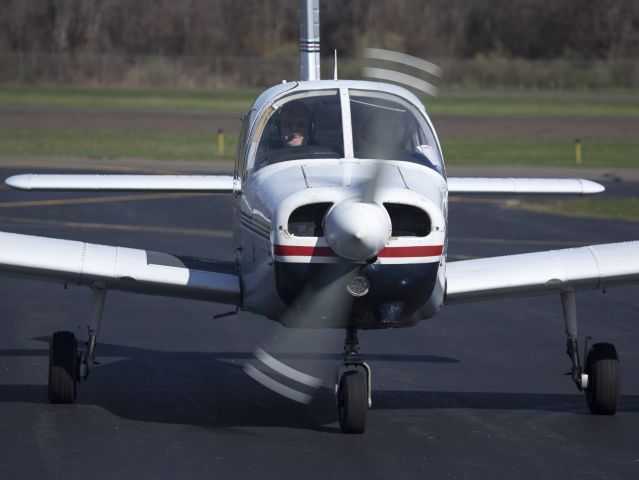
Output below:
[445,241,639,304]
[0,231,240,305]
[5,174,236,192]
[447,177,604,195]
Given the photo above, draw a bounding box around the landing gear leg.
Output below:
[560,290,619,415]
[79,288,107,381]
[336,328,371,434]
[561,291,587,390]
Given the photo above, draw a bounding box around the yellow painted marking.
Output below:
[575,140,582,165]
[0,192,212,209]
[0,215,232,238]
[218,131,225,156]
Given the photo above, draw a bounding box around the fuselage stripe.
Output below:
[274,245,334,257]
[379,245,444,257]
[273,245,443,258]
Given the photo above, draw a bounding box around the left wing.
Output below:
[5,174,235,192]
[447,177,604,195]
[0,231,240,304]
[445,241,639,304]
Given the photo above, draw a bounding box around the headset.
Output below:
[269,100,317,145]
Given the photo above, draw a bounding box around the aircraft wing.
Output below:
[0,231,240,304]
[6,175,603,196]
[5,174,235,192]
[445,241,639,304]
[447,177,604,195]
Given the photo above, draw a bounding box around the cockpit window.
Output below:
[349,89,444,175]
[254,90,343,170]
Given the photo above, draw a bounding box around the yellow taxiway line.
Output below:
[0,215,231,238]
[0,192,213,209]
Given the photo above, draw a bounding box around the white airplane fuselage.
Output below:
[232,80,449,329]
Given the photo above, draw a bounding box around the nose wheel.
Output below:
[336,328,371,434]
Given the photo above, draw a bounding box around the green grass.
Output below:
[514,198,639,222]
[0,86,258,112]
[1,85,638,117]
[1,130,638,167]
[425,94,639,117]
[0,129,238,160]
[442,138,639,168]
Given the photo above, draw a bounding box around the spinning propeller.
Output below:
[244,162,388,404]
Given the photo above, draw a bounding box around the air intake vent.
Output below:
[288,203,332,237]
[384,203,431,237]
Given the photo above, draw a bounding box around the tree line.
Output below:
[1,0,637,60]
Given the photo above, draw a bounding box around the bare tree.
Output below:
[0,0,636,59]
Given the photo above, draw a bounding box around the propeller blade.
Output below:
[246,161,390,403]
[244,265,357,403]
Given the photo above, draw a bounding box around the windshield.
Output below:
[252,88,444,176]
[350,89,443,175]
[254,90,343,170]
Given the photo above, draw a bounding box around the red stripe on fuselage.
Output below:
[379,245,443,257]
[274,245,335,257]
[273,245,443,258]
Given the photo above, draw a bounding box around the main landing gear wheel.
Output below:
[338,369,368,434]
[48,331,78,404]
[585,342,620,415]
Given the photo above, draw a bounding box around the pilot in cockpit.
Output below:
[279,101,310,148]
[255,92,344,169]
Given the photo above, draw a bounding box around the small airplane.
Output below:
[2,0,638,434]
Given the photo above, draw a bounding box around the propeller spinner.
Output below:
[323,200,392,262]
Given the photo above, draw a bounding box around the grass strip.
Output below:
[1,130,638,168]
[442,138,639,168]
[425,95,639,117]
[0,129,238,160]
[1,85,638,117]
[0,86,258,113]
[513,198,639,223]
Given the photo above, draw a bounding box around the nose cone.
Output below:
[324,200,392,262]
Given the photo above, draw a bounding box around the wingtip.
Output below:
[580,179,605,195]
[5,174,31,190]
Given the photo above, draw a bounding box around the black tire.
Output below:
[585,342,620,415]
[48,331,78,403]
[337,370,367,434]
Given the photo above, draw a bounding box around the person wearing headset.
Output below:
[279,101,310,147]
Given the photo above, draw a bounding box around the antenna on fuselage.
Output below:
[300,0,320,81]
[333,50,338,80]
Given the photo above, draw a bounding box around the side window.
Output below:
[235,111,252,180]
